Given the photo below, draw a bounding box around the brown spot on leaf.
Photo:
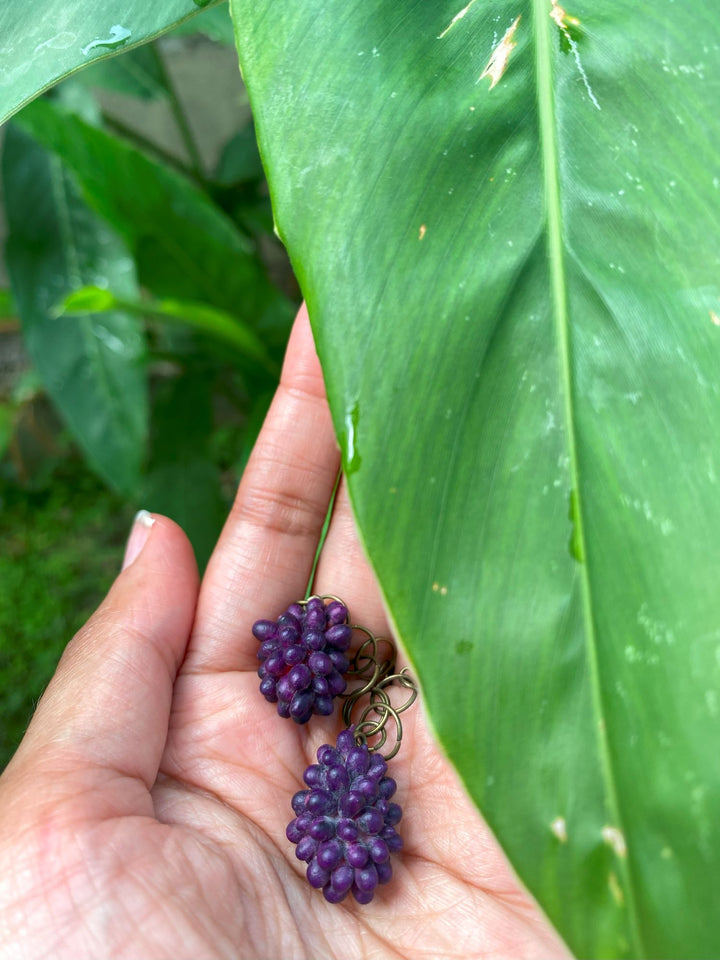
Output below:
[479,16,521,90]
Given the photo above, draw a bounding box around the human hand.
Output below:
[0,306,570,959]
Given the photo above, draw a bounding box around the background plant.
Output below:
[0,3,296,766]
[2,2,719,957]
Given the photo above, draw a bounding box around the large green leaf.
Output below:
[232,1,720,956]
[14,98,291,344]
[0,0,222,126]
[3,126,147,494]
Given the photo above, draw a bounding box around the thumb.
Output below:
[9,512,199,804]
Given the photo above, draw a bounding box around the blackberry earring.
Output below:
[253,595,352,723]
[286,629,418,904]
[251,470,350,724]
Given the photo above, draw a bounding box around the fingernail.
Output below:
[122,510,156,570]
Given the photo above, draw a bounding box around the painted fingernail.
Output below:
[122,510,156,570]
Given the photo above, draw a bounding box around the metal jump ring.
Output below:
[343,650,418,759]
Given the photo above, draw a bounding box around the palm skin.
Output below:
[0,308,569,960]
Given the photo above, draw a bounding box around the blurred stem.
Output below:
[101,112,200,184]
[149,41,205,180]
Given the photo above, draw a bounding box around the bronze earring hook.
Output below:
[340,625,418,759]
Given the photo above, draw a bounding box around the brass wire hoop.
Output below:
[340,625,418,760]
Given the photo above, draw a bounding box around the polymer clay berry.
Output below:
[253,596,352,724]
[286,727,403,904]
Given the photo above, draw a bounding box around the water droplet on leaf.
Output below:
[343,402,361,474]
[81,25,132,57]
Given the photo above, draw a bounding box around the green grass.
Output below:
[0,463,134,769]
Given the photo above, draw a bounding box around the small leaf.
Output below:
[58,285,278,372]
[59,286,117,315]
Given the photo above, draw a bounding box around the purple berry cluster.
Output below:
[287,727,403,904]
[253,597,351,724]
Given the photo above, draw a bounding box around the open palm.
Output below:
[0,308,569,960]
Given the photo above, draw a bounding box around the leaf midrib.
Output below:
[532,3,643,955]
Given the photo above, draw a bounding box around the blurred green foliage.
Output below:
[0,5,297,768]
[0,459,135,768]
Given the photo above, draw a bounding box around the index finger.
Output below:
[183,304,341,674]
